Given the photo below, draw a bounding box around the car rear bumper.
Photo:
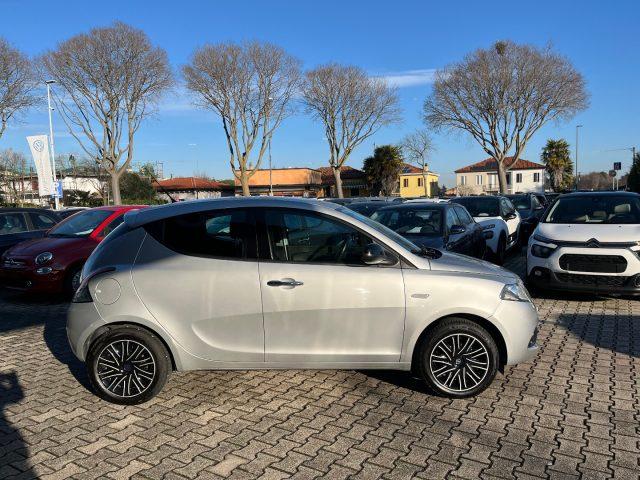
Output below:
[66,301,106,361]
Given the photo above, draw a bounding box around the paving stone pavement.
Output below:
[0,250,639,479]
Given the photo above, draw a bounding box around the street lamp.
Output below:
[575,124,583,190]
[45,80,60,210]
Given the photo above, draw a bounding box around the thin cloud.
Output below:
[376,69,437,88]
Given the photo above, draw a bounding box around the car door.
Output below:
[445,207,470,254]
[0,212,32,256]
[500,198,520,244]
[257,208,405,364]
[132,207,264,362]
[454,205,484,258]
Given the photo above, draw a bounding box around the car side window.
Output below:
[454,206,473,225]
[0,213,28,235]
[146,208,256,260]
[30,212,57,230]
[99,215,124,238]
[264,209,373,265]
[531,197,541,209]
[446,208,460,231]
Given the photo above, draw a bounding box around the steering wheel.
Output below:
[420,224,437,233]
[307,237,347,262]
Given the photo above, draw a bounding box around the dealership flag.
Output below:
[26,135,54,196]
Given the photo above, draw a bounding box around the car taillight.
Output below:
[72,267,115,303]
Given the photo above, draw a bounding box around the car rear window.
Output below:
[450,198,500,217]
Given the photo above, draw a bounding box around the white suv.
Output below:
[450,196,521,264]
[527,192,640,294]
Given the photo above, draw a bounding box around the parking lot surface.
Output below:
[1,251,639,480]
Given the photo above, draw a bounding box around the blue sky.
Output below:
[1,0,638,186]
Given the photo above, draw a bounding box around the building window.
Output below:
[350,187,359,197]
[506,173,511,185]
[417,177,423,187]
[403,178,409,188]
[516,173,523,183]
[460,175,467,186]
[476,175,482,185]
[533,172,540,183]
[488,174,497,186]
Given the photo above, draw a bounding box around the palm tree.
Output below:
[541,139,573,191]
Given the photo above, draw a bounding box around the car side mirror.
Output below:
[505,212,517,220]
[449,224,466,235]
[362,243,397,266]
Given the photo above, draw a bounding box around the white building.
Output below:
[455,157,546,195]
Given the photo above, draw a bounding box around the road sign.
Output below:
[52,180,63,198]
[614,162,622,171]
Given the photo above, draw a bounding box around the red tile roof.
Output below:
[317,166,366,184]
[454,157,545,173]
[154,177,233,191]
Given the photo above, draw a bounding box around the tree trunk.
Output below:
[240,171,251,197]
[497,160,508,194]
[111,173,121,205]
[333,167,343,198]
[422,172,428,197]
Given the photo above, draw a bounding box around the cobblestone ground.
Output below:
[0,250,639,480]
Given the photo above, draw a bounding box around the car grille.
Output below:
[556,272,626,287]
[559,254,627,273]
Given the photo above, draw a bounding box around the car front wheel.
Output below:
[418,318,499,398]
[86,326,171,405]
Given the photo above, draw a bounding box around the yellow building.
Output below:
[398,163,440,198]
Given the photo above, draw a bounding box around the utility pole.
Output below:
[46,80,60,210]
[575,125,583,190]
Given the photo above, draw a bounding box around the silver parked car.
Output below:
[67,197,539,404]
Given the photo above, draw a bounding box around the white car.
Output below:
[527,191,640,294]
[450,196,521,264]
[66,197,539,404]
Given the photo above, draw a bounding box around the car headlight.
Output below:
[35,252,54,265]
[482,224,496,230]
[530,244,556,258]
[500,282,532,302]
[532,234,554,244]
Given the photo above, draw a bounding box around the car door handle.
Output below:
[267,279,304,287]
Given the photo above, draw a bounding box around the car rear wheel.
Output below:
[87,326,171,405]
[418,318,499,398]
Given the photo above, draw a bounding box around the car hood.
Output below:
[428,250,519,282]
[473,216,502,226]
[3,236,88,257]
[407,236,444,249]
[536,223,640,243]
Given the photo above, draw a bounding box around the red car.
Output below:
[0,205,146,295]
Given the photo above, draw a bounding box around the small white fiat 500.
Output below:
[67,197,539,404]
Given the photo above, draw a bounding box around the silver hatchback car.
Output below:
[67,197,539,404]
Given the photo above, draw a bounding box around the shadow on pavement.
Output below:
[0,372,35,478]
[556,313,639,358]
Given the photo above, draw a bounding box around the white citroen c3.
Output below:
[527,191,640,294]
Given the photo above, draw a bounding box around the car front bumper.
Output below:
[490,299,539,365]
[0,266,65,293]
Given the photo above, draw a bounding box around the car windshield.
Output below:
[48,209,113,237]
[507,195,530,211]
[348,203,385,216]
[544,195,640,224]
[371,208,443,237]
[451,197,500,217]
[336,206,420,253]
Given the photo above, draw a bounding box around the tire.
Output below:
[494,235,506,265]
[86,326,171,405]
[64,264,83,297]
[417,318,499,398]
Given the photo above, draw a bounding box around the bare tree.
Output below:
[401,129,435,197]
[183,41,301,196]
[424,41,588,193]
[42,22,173,204]
[302,64,401,198]
[0,149,28,205]
[0,38,38,143]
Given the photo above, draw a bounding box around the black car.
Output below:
[0,208,60,256]
[371,202,486,259]
[506,193,547,243]
[57,207,89,219]
[346,201,391,217]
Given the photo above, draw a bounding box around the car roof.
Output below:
[0,207,58,214]
[451,195,502,201]
[559,191,640,197]
[124,197,340,228]
[376,202,448,212]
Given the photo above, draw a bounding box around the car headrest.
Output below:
[614,204,631,214]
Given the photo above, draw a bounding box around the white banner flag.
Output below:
[26,135,54,196]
